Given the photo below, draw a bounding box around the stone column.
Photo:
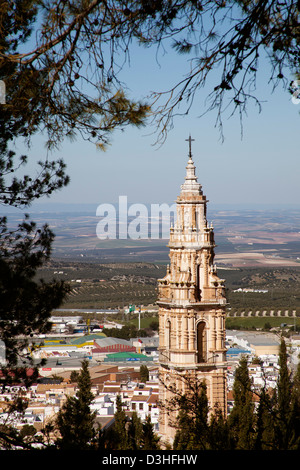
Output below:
[210,311,217,351]
[177,315,182,349]
[188,314,195,351]
[216,311,223,350]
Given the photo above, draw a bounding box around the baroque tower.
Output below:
[158,137,227,442]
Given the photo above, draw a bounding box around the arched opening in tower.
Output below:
[197,321,207,363]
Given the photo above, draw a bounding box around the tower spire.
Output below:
[181,135,202,195]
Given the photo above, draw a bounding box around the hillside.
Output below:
[37,261,300,315]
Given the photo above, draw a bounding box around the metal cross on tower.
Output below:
[185,135,195,158]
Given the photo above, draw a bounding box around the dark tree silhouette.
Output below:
[55,360,97,450]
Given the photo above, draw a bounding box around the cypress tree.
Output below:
[141,415,160,450]
[113,395,129,450]
[139,365,149,383]
[208,405,231,450]
[273,338,299,449]
[254,385,276,450]
[55,360,97,450]
[290,361,300,449]
[127,412,143,450]
[274,338,291,449]
[173,380,209,450]
[227,356,255,449]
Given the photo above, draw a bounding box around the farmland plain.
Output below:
[3,204,300,315]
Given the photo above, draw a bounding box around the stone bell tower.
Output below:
[158,137,227,443]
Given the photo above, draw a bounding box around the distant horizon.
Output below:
[1,200,300,214]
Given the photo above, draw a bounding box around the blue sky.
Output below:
[13,39,300,211]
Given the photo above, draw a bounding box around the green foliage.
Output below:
[0,215,69,378]
[254,386,276,450]
[99,394,161,450]
[111,394,129,450]
[168,340,300,450]
[19,424,37,442]
[173,381,209,450]
[290,362,300,448]
[0,0,150,157]
[208,406,231,450]
[126,0,299,141]
[70,370,80,383]
[102,324,147,340]
[171,377,230,450]
[140,365,149,383]
[227,357,256,449]
[273,339,297,449]
[0,424,24,450]
[226,316,300,333]
[127,412,144,450]
[1,0,298,151]
[277,341,292,417]
[0,3,152,404]
[163,376,210,450]
[55,360,97,450]
[141,415,160,450]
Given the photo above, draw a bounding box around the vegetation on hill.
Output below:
[38,261,300,314]
[167,340,300,450]
[44,261,300,334]
[37,261,165,309]
[1,331,299,449]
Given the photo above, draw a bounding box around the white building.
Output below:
[90,394,115,416]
